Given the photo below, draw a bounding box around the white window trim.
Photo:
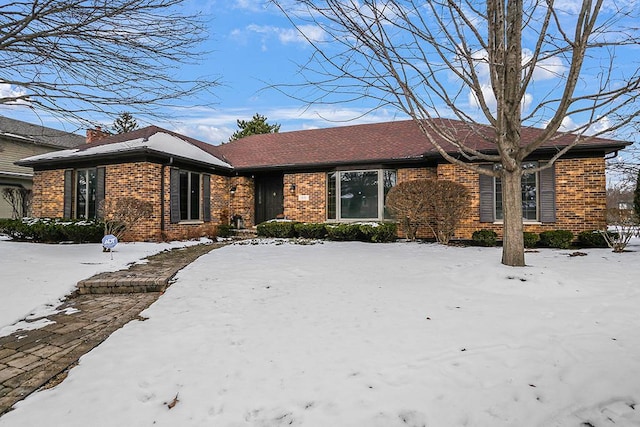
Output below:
[329,169,395,221]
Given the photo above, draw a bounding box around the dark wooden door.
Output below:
[255,174,284,224]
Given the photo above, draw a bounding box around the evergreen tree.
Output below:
[228,113,280,142]
[113,112,139,134]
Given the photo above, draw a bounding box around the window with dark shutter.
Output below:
[170,168,180,223]
[63,169,73,219]
[479,168,495,223]
[95,167,106,219]
[203,174,211,222]
[539,163,556,223]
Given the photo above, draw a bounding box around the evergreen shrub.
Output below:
[577,230,619,248]
[0,218,103,243]
[472,229,498,246]
[256,221,297,238]
[523,232,539,248]
[293,223,327,239]
[539,230,574,249]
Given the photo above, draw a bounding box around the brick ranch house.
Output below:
[16,119,630,241]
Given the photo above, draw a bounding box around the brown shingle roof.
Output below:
[209,119,630,170]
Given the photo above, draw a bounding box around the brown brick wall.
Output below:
[32,169,66,218]
[229,176,255,227]
[434,158,607,239]
[283,172,327,223]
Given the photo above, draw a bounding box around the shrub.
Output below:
[523,232,539,248]
[294,223,327,239]
[357,222,397,243]
[326,223,361,241]
[256,220,297,238]
[472,229,498,247]
[0,218,103,243]
[577,230,618,248]
[386,179,470,243]
[99,197,153,240]
[539,230,574,249]
[217,224,233,238]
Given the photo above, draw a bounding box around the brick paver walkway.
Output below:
[0,242,226,416]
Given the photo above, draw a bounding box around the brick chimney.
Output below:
[86,126,110,143]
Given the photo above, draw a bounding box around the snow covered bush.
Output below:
[0,218,103,243]
[325,222,397,243]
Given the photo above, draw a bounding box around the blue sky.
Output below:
[0,0,638,150]
[1,0,401,144]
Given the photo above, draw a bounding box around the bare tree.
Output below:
[2,187,32,218]
[273,0,640,266]
[0,0,217,126]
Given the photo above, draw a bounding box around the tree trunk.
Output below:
[501,168,526,266]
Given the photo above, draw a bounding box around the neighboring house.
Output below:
[16,119,630,241]
[0,116,85,218]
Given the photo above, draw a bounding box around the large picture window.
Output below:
[327,169,396,220]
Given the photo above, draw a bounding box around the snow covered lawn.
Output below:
[0,237,208,336]
[2,239,640,426]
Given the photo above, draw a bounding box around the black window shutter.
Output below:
[63,169,73,219]
[202,174,211,222]
[170,168,180,224]
[95,167,106,219]
[539,163,556,223]
[479,166,495,223]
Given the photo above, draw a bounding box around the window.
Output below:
[63,167,104,220]
[327,169,396,220]
[480,161,555,223]
[494,162,538,221]
[170,169,209,223]
[76,169,97,219]
[178,171,201,221]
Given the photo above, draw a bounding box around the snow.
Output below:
[18,131,232,169]
[1,239,640,426]
[0,238,210,336]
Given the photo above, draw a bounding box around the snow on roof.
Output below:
[19,131,232,169]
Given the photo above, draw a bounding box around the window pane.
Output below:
[179,171,189,220]
[521,163,537,220]
[383,170,397,219]
[327,172,336,219]
[87,169,97,219]
[190,172,200,220]
[494,162,537,221]
[495,177,503,220]
[76,170,87,219]
[340,171,378,219]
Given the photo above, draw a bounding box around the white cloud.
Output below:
[556,115,613,136]
[0,83,28,105]
[232,23,326,50]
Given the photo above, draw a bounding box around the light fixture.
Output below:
[290,183,296,193]
[230,185,237,195]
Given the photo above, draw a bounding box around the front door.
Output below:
[255,174,284,224]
